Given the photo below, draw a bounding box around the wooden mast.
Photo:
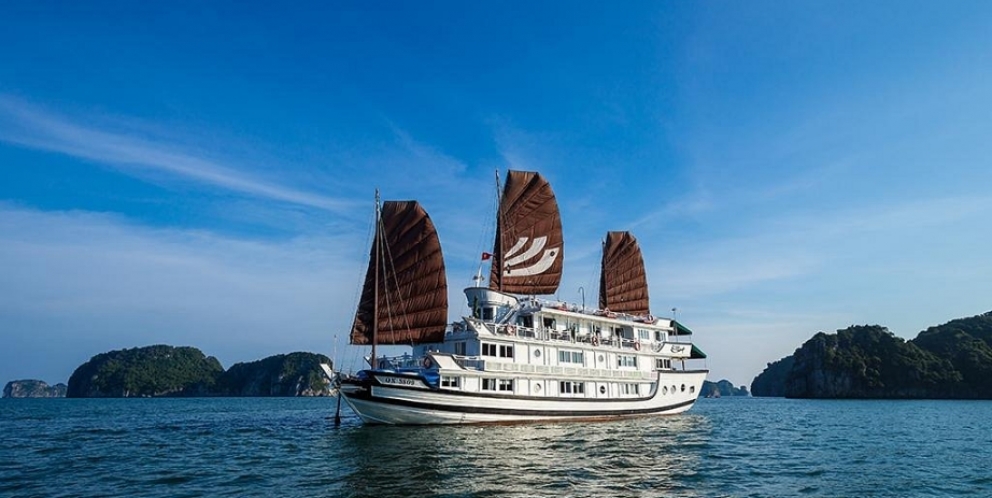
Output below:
[371,189,380,369]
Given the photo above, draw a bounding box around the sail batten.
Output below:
[489,170,564,294]
[599,231,650,316]
[350,200,448,345]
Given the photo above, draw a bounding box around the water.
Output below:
[1,397,990,497]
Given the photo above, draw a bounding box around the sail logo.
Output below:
[503,236,560,277]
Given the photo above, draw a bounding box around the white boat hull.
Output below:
[340,369,707,425]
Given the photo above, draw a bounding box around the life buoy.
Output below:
[634,342,641,351]
[506,325,516,335]
[591,336,599,346]
[422,357,432,368]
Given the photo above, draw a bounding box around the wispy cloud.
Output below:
[0,95,352,212]
[0,204,367,384]
[651,193,992,300]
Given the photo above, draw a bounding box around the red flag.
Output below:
[481,252,492,261]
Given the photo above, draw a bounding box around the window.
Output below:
[482,343,497,357]
[654,330,665,342]
[482,307,494,320]
[622,384,640,395]
[498,379,514,392]
[454,342,466,356]
[482,378,497,391]
[543,317,557,330]
[638,329,651,341]
[559,381,585,395]
[499,345,514,359]
[617,355,637,368]
[557,350,584,365]
[441,376,460,388]
[655,358,671,370]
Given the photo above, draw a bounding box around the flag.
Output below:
[481,252,493,261]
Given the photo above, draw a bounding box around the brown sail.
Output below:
[350,200,448,345]
[489,170,564,295]
[599,231,650,316]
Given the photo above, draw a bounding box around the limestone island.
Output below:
[751,311,992,399]
[3,380,68,398]
[65,345,334,398]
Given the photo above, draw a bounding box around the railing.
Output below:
[488,324,650,351]
[520,297,663,325]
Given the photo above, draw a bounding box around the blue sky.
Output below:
[2,2,991,387]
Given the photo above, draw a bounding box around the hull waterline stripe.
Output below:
[343,390,697,417]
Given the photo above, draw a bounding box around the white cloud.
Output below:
[0,205,366,384]
[0,95,352,212]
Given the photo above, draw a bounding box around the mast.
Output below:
[493,169,502,291]
[371,190,380,369]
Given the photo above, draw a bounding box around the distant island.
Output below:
[700,379,749,398]
[61,345,334,398]
[751,311,992,398]
[3,380,67,398]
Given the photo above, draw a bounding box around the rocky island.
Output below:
[700,379,749,397]
[752,311,992,398]
[65,345,334,398]
[3,380,67,398]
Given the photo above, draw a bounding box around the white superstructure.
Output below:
[340,288,707,424]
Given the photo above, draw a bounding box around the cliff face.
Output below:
[3,380,67,398]
[752,312,992,398]
[62,346,333,398]
[750,356,793,397]
[217,352,334,396]
[699,379,749,397]
[67,345,223,398]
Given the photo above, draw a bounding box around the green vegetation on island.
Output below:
[65,345,334,398]
[218,352,334,397]
[751,311,992,398]
[3,380,68,398]
[67,345,224,397]
[699,379,749,397]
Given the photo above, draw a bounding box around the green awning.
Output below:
[690,344,707,359]
[674,321,694,335]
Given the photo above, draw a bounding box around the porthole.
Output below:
[672,385,677,393]
[681,384,686,392]
[534,349,541,358]
[690,386,695,394]
[663,386,668,395]
[535,383,542,392]
[599,386,606,394]
[598,354,605,362]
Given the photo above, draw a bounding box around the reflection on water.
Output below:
[334,411,711,498]
[5,398,990,497]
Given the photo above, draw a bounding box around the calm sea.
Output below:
[1,397,990,497]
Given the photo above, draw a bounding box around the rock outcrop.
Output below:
[217,352,334,396]
[62,345,333,398]
[752,312,992,398]
[699,379,749,397]
[3,380,67,398]
[67,345,223,398]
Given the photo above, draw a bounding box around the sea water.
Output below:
[1,397,990,497]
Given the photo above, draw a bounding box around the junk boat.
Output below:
[338,170,708,424]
